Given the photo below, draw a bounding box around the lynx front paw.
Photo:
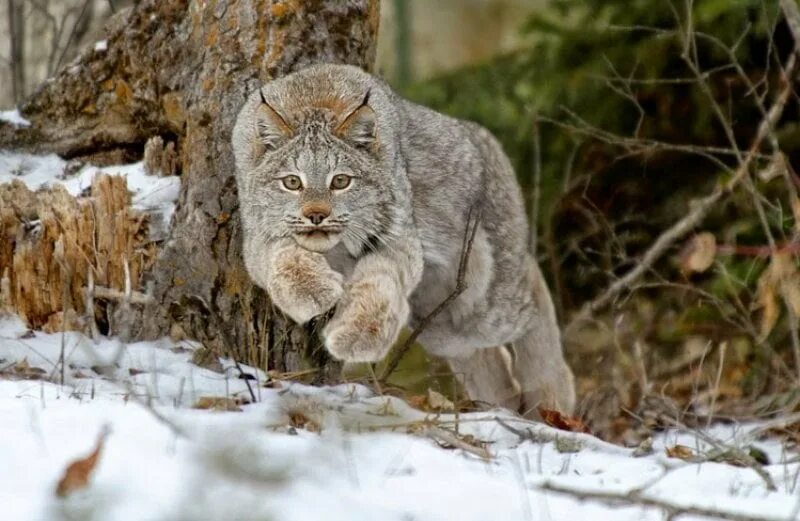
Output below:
[269,248,344,324]
[323,278,408,362]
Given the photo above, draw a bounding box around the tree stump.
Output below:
[0,0,381,380]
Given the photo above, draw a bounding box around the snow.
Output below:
[0,148,796,518]
[1,314,799,521]
[0,108,31,127]
[0,151,180,232]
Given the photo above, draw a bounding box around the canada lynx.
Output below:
[232,64,575,415]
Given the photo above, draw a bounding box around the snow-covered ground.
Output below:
[1,125,798,521]
[1,314,798,521]
[0,109,31,127]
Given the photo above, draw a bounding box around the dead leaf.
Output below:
[287,410,320,433]
[55,426,110,498]
[665,444,695,461]
[681,232,717,274]
[426,389,455,411]
[407,394,428,410]
[407,389,456,412]
[10,357,47,380]
[14,357,29,372]
[192,396,244,412]
[754,252,800,338]
[538,407,591,434]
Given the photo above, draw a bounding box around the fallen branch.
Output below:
[494,416,631,456]
[419,424,492,460]
[538,480,784,521]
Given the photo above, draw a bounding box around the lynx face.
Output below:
[236,88,394,256]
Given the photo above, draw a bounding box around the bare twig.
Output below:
[538,480,782,521]
[542,110,770,170]
[54,0,93,73]
[92,286,154,305]
[781,0,800,48]
[379,205,483,382]
[529,115,542,257]
[657,412,778,492]
[232,358,257,404]
[420,424,492,460]
[566,51,798,335]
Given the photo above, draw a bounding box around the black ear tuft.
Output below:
[256,90,293,151]
[335,90,377,151]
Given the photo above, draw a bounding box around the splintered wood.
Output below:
[0,175,154,331]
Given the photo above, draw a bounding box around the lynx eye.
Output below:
[281,175,303,191]
[330,174,352,190]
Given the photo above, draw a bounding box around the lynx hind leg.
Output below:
[510,329,576,417]
[510,258,576,417]
[446,346,523,413]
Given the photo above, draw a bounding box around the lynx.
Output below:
[232,64,575,416]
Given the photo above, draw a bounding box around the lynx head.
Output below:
[232,65,401,256]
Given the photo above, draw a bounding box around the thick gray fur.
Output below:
[232,64,575,415]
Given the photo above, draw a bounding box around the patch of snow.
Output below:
[0,315,798,521]
[0,152,67,188]
[0,152,180,234]
[63,162,181,231]
[94,40,108,52]
[0,108,31,127]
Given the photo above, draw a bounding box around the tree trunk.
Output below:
[7,0,26,104]
[0,0,380,380]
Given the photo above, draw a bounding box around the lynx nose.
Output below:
[302,202,331,225]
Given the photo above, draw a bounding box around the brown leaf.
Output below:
[774,252,800,317]
[666,444,695,461]
[784,278,800,317]
[792,196,800,234]
[681,232,717,274]
[407,389,456,412]
[755,252,800,338]
[55,426,110,498]
[10,357,47,380]
[192,396,244,412]
[538,407,591,434]
[426,389,455,411]
[407,394,429,410]
[14,357,29,372]
[287,410,320,433]
[755,264,779,340]
[756,283,780,339]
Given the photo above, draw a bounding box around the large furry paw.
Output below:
[268,248,344,324]
[323,277,408,362]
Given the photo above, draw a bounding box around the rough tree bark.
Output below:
[0,0,380,380]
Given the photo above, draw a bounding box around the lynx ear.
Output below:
[256,90,293,151]
[335,91,377,151]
